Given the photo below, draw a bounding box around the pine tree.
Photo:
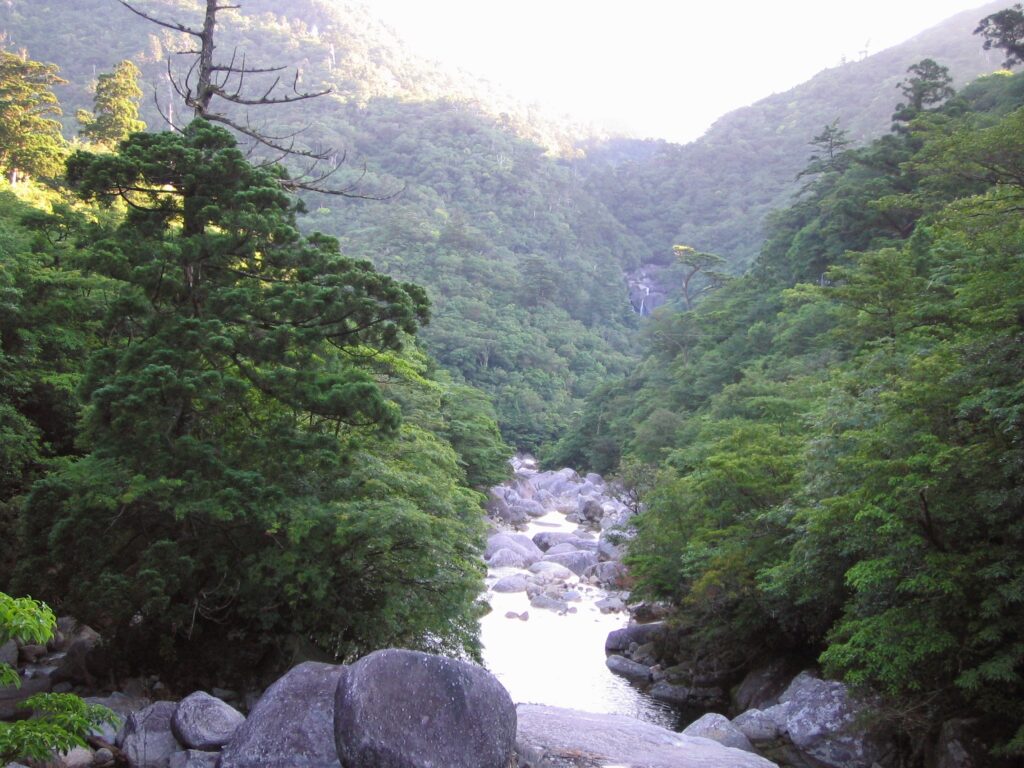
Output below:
[77,60,146,148]
[0,48,66,183]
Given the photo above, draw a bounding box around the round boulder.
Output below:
[334,648,516,768]
[172,691,245,750]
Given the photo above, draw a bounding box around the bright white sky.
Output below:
[361,0,994,143]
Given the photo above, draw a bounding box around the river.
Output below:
[478,460,683,730]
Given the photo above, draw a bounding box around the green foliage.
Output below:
[0,47,67,181]
[566,69,1024,756]
[77,60,146,147]
[0,693,116,764]
[0,592,115,764]
[10,122,489,685]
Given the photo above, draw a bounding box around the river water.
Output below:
[478,490,682,730]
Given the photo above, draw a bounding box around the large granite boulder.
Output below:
[485,533,543,565]
[219,661,344,768]
[334,648,516,768]
[117,701,183,768]
[542,551,597,576]
[762,671,890,768]
[171,691,245,750]
[515,704,778,768]
[486,547,526,569]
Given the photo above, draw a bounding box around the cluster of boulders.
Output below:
[4,645,788,768]
[1,616,104,720]
[5,649,519,768]
[604,622,998,768]
[484,458,632,614]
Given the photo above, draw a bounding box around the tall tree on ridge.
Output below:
[77,59,146,148]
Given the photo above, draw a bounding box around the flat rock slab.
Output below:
[516,704,778,768]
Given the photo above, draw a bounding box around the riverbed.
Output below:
[478,463,682,730]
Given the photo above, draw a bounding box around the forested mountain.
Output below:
[2,0,1007,448]
[575,2,1009,271]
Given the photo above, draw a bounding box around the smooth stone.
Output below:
[172,691,245,750]
[487,547,526,569]
[527,561,573,580]
[542,551,597,576]
[492,574,529,593]
[334,648,516,768]
[605,654,652,683]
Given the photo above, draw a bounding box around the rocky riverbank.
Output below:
[3,646,778,768]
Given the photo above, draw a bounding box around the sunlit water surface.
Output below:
[479,507,682,730]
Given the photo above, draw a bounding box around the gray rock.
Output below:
[595,596,626,613]
[515,704,778,768]
[682,713,754,752]
[527,561,574,580]
[511,499,546,518]
[545,542,579,555]
[935,719,994,768]
[732,659,798,712]
[542,551,597,576]
[169,751,220,768]
[85,691,149,743]
[61,746,94,767]
[531,532,575,551]
[492,574,530,593]
[567,536,598,551]
[219,661,344,768]
[605,622,666,653]
[0,638,17,667]
[577,497,605,523]
[485,533,543,565]
[605,655,652,683]
[172,691,245,750]
[334,648,516,768]
[763,671,888,768]
[529,595,569,612]
[597,537,624,561]
[586,560,627,587]
[486,547,526,569]
[731,709,781,744]
[93,747,115,766]
[118,701,183,768]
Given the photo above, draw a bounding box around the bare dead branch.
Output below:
[119,1,201,36]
